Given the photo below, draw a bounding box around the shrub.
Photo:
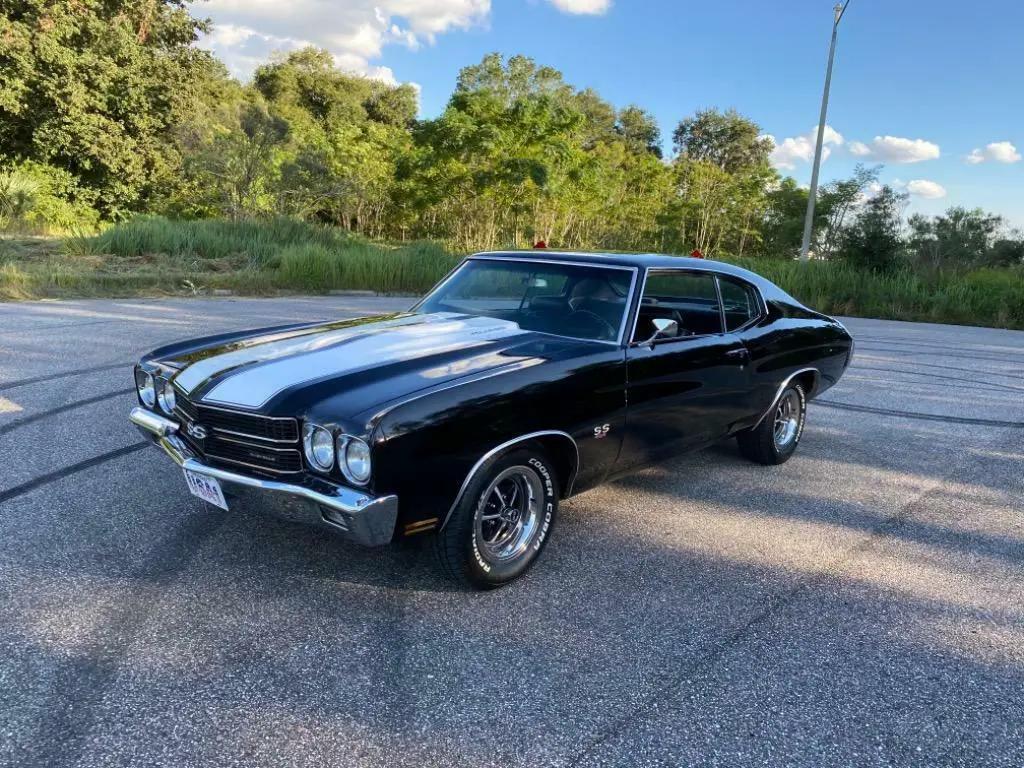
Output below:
[0,161,100,234]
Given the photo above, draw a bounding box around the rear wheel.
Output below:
[737,383,806,465]
[434,448,559,589]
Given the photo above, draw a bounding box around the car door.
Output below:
[617,268,751,471]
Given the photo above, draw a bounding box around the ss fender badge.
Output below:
[593,424,611,439]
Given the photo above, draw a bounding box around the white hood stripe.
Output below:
[195,315,526,409]
[173,315,426,395]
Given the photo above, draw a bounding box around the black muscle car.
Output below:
[130,251,853,588]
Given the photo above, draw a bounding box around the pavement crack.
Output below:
[813,399,1024,428]
[0,441,149,505]
[563,477,947,768]
[0,388,134,437]
[850,365,1024,394]
[0,362,132,392]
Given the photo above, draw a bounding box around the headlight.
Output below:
[157,379,177,415]
[339,436,372,486]
[136,370,156,408]
[303,424,334,471]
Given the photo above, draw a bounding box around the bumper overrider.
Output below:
[129,407,398,547]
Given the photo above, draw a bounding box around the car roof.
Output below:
[468,250,783,294]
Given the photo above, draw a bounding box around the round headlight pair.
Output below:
[303,424,371,485]
[157,379,177,415]
[338,436,372,486]
[136,370,156,408]
[136,370,177,414]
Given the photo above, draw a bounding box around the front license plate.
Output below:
[183,469,229,511]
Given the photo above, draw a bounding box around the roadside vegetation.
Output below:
[3,217,1022,330]
[1,1,1022,328]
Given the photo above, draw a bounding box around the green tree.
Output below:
[616,106,662,158]
[817,165,882,259]
[0,0,212,217]
[907,206,1004,270]
[762,178,812,259]
[671,108,773,174]
[985,237,1024,268]
[250,47,414,234]
[179,100,289,219]
[840,186,907,272]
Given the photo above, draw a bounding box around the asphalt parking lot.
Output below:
[1,296,1022,768]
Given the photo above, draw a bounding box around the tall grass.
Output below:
[70,215,354,266]
[732,258,1024,329]
[275,240,459,293]
[5,216,1024,331]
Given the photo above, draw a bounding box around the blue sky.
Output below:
[198,0,1023,227]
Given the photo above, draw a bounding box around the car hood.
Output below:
[155,312,554,416]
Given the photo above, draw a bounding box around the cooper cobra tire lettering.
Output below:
[534,503,553,551]
[472,532,492,573]
[528,457,554,496]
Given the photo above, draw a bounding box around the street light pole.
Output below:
[799,1,850,262]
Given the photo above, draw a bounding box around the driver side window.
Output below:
[632,270,724,342]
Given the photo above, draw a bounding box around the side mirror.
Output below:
[642,318,679,347]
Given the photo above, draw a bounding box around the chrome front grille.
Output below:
[173,391,302,476]
[204,436,303,474]
[174,396,299,443]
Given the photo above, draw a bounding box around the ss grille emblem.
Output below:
[185,421,208,440]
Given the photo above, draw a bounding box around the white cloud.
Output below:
[987,141,1021,163]
[195,0,609,81]
[965,141,1021,164]
[195,0,492,80]
[848,140,871,157]
[851,136,941,164]
[965,148,986,164]
[766,125,844,169]
[548,0,612,12]
[906,179,947,199]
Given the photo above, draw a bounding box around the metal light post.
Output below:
[799,1,851,262]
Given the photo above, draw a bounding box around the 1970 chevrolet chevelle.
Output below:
[130,251,853,588]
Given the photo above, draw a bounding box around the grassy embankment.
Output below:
[1,215,1023,330]
[0,217,459,299]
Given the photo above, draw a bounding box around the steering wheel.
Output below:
[564,309,618,341]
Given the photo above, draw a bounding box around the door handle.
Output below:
[725,348,749,359]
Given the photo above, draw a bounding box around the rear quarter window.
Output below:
[718,277,762,331]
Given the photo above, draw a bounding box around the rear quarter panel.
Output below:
[739,300,853,428]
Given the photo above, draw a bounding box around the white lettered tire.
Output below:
[434,448,559,589]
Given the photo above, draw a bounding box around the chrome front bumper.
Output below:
[129,407,398,546]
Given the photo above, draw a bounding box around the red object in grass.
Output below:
[690,249,704,259]
[534,240,548,249]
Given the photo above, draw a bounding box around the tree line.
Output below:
[1,0,1021,271]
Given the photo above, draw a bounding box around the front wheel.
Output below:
[434,448,559,589]
[737,383,806,465]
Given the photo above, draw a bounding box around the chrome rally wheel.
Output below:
[737,382,807,466]
[474,465,545,563]
[773,389,802,449]
[434,448,559,589]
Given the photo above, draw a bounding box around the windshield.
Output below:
[415,259,634,343]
